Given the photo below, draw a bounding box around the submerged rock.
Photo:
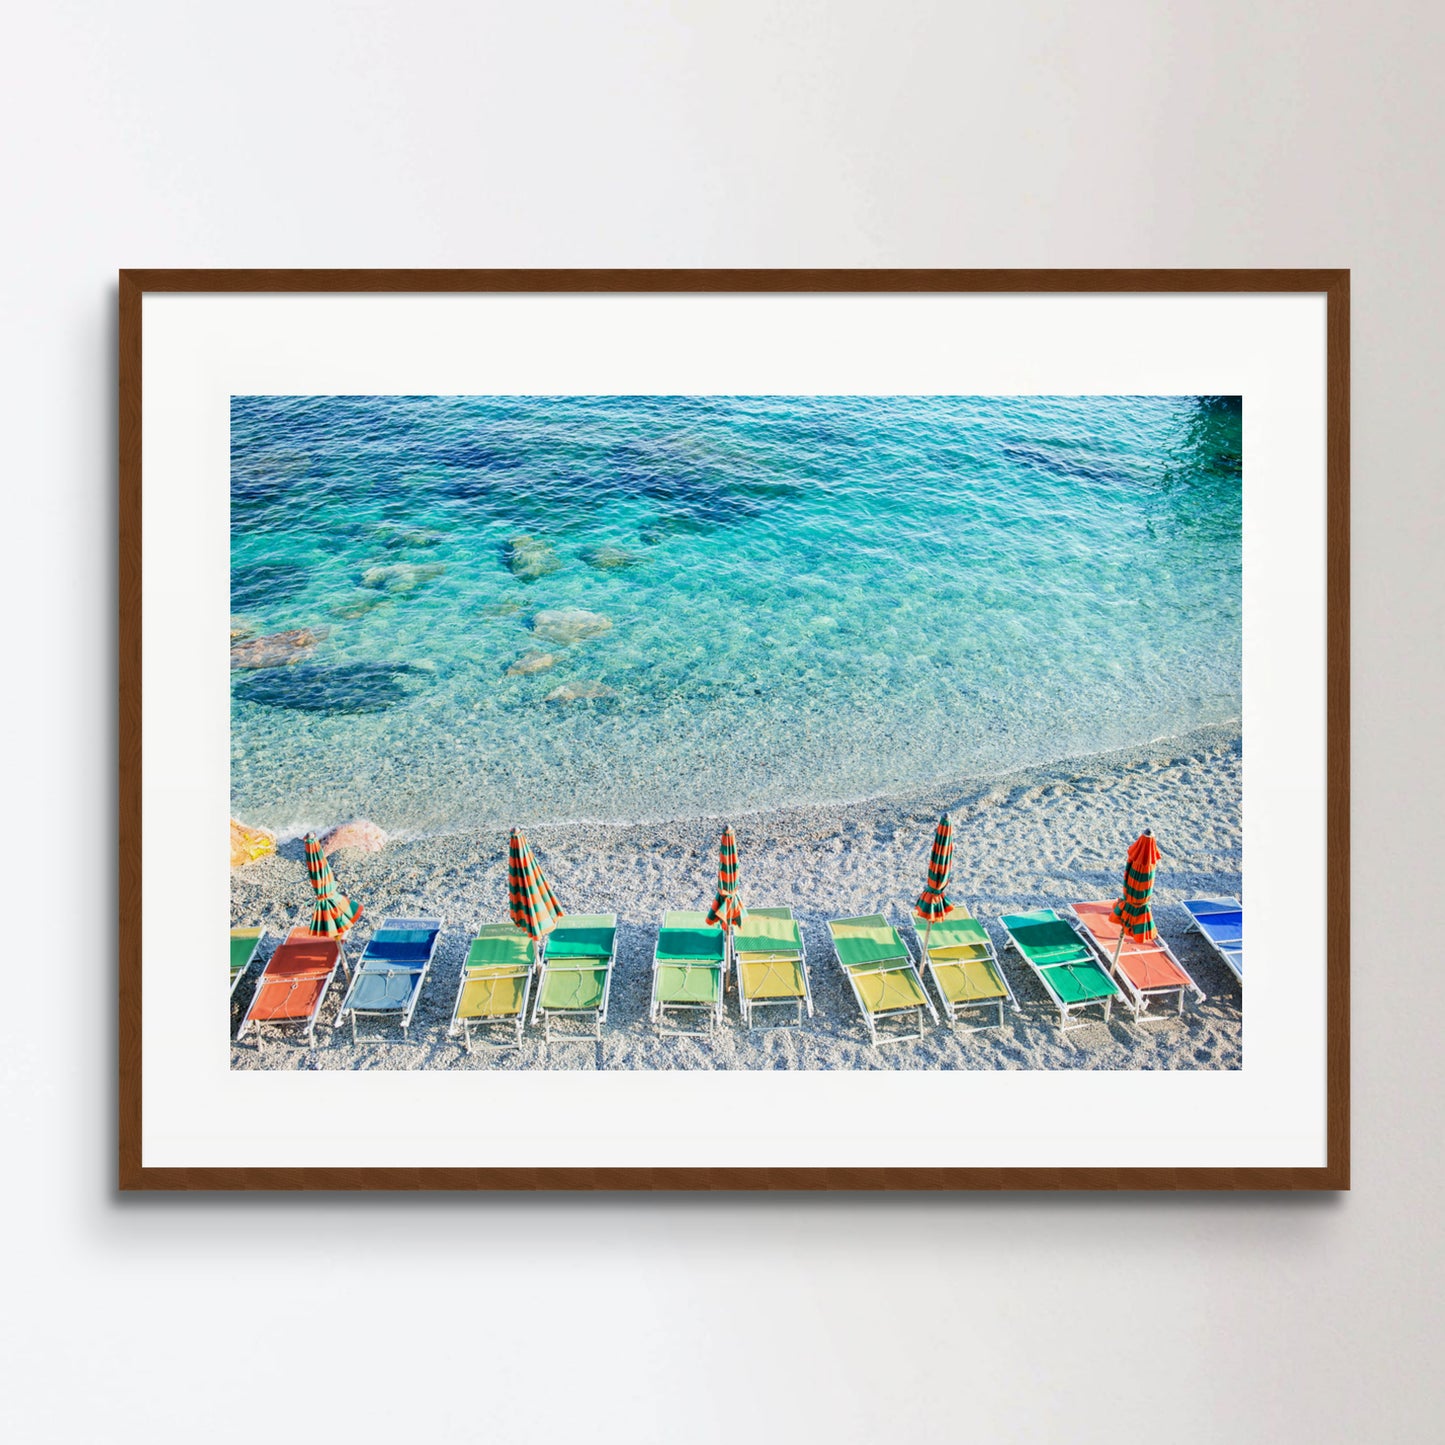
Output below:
[582,544,644,571]
[506,535,562,580]
[479,599,524,618]
[545,680,616,703]
[531,607,612,644]
[328,590,392,620]
[229,627,330,670]
[233,661,427,714]
[320,818,389,854]
[230,817,276,868]
[506,649,559,676]
[373,522,444,550]
[230,617,255,642]
[360,561,446,594]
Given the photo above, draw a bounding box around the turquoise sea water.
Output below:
[230,395,1242,835]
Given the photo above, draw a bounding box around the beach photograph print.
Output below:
[228,394,1244,1072]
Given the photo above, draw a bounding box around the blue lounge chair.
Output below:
[335,916,444,1042]
[1182,898,1243,982]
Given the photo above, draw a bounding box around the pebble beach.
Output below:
[229,722,1242,1071]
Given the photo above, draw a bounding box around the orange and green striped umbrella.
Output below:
[304,832,362,939]
[1111,829,1161,942]
[914,813,955,962]
[705,825,745,933]
[508,828,563,942]
[914,814,954,922]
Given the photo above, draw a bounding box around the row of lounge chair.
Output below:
[232,897,1241,1052]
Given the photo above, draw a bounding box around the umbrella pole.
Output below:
[921,917,935,968]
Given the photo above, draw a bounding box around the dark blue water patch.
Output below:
[428,442,526,472]
[233,662,429,715]
[231,561,311,609]
[998,444,1139,488]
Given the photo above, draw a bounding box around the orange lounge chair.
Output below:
[1067,901,1203,1021]
[236,925,351,1050]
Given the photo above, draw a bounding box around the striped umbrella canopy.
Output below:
[303,832,362,939]
[914,813,954,922]
[508,828,563,942]
[913,813,955,962]
[1111,829,1162,943]
[705,825,745,933]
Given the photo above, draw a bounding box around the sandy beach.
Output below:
[230,721,1242,1071]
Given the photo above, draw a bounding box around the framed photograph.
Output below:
[119,269,1348,1190]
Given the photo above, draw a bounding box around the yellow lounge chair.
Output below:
[826,914,938,1046]
[733,907,813,1029]
[449,924,535,1050]
[906,906,1019,1033]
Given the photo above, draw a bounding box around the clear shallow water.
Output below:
[230,395,1242,834]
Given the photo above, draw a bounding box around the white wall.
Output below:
[2,3,1441,1440]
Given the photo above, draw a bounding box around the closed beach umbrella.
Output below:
[508,828,563,952]
[706,824,745,982]
[706,825,745,933]
[303,831,362,939]
[1109,828,1161,966]
[914,813,954,959]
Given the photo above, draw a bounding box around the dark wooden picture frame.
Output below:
[119,269,1349,1191]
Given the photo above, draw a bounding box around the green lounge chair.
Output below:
[449,924,535,1050]
[230,926,265,998]
[997,909,1120,1033]
[530,914,618,1041]
[826,914,938,1046]
[650,911,726,1035]
[906,906,1019,1033]
[733,907,813,1029]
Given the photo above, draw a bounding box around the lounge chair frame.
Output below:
[827,914,939,1047]
[334,915,444,1044]
[530,914,618,1042]
[236,912,352,1052]
[1067,902,1205,1023]
[650,911,726,1036]
[905,906,1020,1033]
[230,926,265,999]
[1181,897,1244,983]
[732,906,814,1031]
[449,926,535,1052]
[997,910,1117,1035]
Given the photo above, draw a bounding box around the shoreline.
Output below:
[230,720,1242,1072]
[242,717,1243,846]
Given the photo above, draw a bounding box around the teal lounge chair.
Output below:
[230,926,265,998]
[531,914,618,1041]
[997,909,1119,1033]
